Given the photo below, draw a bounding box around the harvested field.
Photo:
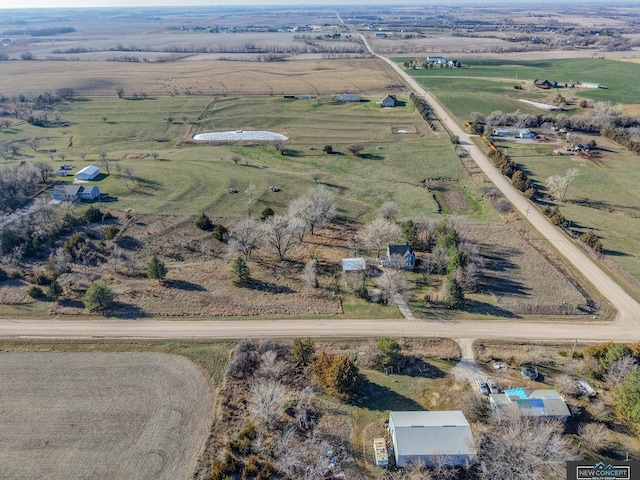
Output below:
[0,58,404,97]
[0,352,213,480]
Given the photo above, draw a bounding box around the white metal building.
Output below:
[388,411,476,467]
[75,165,101,181]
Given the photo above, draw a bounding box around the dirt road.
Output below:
[0,316,638,342]
[357,32,640,333]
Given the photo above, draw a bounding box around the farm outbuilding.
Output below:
[342,257,366,273]
[373,438,389,467]
[380,94,398,108]
[581,82,601,89]
[75,165,101,181]
[388,411,476,468]
[335,93,361,102]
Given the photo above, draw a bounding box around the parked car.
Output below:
[486,377,499,394]
[475,377,489,395]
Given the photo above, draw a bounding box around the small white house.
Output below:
[75,165,101,181]
[388,411,476,468]
[581,82,601,89]
[380,94,397,108]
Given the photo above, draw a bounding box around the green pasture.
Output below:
[492,137,640,280]
[3,95,492,221]
[393,58,640,121]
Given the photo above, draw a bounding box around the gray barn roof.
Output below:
[389,411,476,457]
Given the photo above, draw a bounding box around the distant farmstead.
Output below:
[533,79,558,89]
[335,93,361,102]
[75,165,101,181]
[580,82,601,89]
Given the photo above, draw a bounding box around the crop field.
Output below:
[0,352,213,480]
[0,58,402,97]
[4,95,469,220]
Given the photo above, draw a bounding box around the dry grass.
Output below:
[0,352,213,480]
[0,58,404,97]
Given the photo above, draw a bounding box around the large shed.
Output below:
[388,411,476,467]
[75,165,101,181]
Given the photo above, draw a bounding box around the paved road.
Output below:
[1,35,639,343]
[356,32,640,332]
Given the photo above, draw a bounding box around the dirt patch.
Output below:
[391,126,418,134]
[437,181,468,212]
[0,352,213,480]
[125,153,145,159]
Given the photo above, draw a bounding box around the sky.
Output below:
[0,0,623,9]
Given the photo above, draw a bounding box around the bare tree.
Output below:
[79,151,86,161]
[294,386,316,430]
[115,87,125,98]
[356,217,400,257]
[605,355,638,386]
[150,151,159,160]
[302,258,318,288]
[309,170,323,185]
[123,165,137,190]
[257,350,289,379]
[288,186,336,235]
[228,218,262,259]
[247,377,286,429]
[546,168,579,202]
[378,201,398,221]
[26,137,40,152]
[33,161,53,183]
[261,215,298,261]
[577,423,610,453]
[476,416,576,480]
[379,269,407,306]
[99,151,111,175]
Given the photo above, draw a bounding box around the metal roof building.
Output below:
[75,165,101,181]
[388,411,476,467]
[342,258,366,273]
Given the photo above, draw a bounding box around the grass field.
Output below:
[492,134,640,285]
[0,351,213,480]
[4,95,473,220]
[394,58,640,121]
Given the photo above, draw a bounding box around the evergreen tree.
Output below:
[377,337,401,368]
[292,338,316,366]
[401,219,417,247]
[442,275,464,308]
[195,212,213,231]
[146,256,168,281]
[48,280,63,300]
[84,283,114,311]
[230,255,250,287]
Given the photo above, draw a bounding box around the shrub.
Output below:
[104,225,119,240]
[259,207,275,220]
[195,212,214,231]
[323,145,333,154]
[83,283,114,311]
[291,338,316,366]
[84,207,104,223]
[579,230,603,252]
[311,351,360,401]
[27,286,44,299]
[48,280,63,300]
[213,224,228,243]
[30,271,51,286]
